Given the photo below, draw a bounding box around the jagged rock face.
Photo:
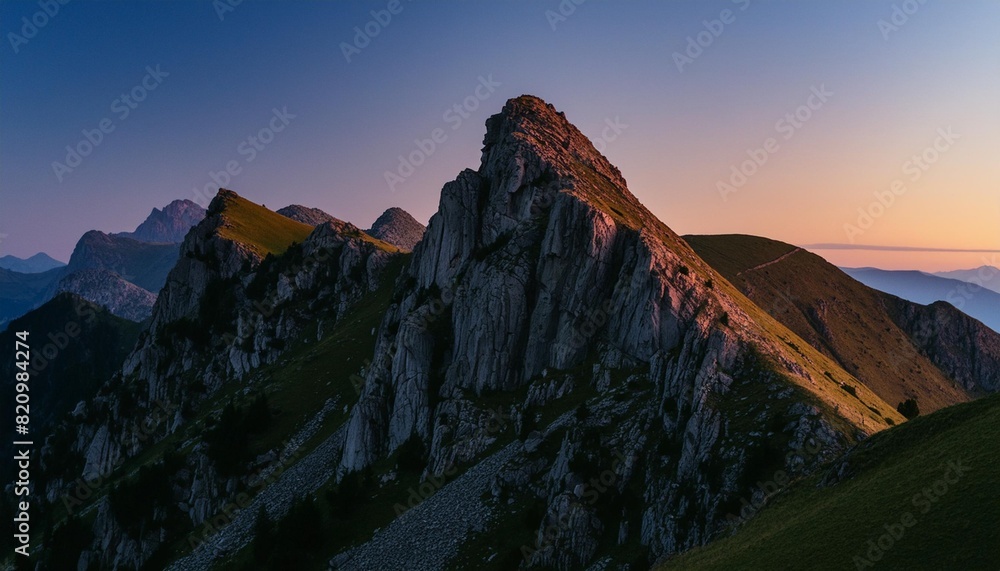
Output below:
[66,230,180,293]
[118,199,207,243]
[367,207,426,251]
[339,96,852,563]
[43,190,399,570]
[888,299,1000,393]
[277,204,343,226]
[57,268,157,322]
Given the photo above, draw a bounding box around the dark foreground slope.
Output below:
[659,391,1000,570]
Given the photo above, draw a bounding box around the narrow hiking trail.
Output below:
[737,247,803,276]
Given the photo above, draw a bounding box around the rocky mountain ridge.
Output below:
[116,199,207,243]
[686,234,1000,413]
[36,189,401,569]
[366,207,426,251]
[276,204,344,227]
[56,268,157,322]
[335,95,899,566]
[15,96,997,571]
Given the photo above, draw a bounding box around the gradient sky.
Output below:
[1,0,997,270]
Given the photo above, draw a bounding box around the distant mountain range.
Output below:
[0,252,65,273]
[0,201,206,327]
[933,265,1000,294]
[842,267,1000,332]
[0,195,426,328]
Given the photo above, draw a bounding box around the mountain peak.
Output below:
[276,204,344,227]
[0,252,65,273]
[118,198,206,243]
[203,189,314,258]
[482,95,648,230]
[366,207,425,251]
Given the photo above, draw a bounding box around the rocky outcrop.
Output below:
[117,199,206,243]
[887,299,1000,394]
[42,189,400,570]
[57,268,157,321]
[338,95,877,566]
[66,230,180,293]
[366,207,426,251]
[277,204,343,226]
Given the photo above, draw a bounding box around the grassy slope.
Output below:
[685,234,972,414]
[215,193,315,257]
[570,177,900,434]
[658,392,1000,570]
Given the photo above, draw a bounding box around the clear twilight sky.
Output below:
[1,0,997,271]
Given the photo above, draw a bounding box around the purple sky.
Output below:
[1,0,997,270]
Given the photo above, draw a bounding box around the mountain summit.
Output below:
[277,204,344,227]
[366,207,425,250]
[117,199,206,243]
[335,95,903,567]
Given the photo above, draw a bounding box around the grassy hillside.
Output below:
[658,392,1000,570]
[685,234,974,414]
[215,191,315,257]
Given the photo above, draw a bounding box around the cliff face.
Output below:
[57,268,157,322]
[66,230,180,293]
[43,190,400,570]
[335,96,895,565]
[887,299,1000,394]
